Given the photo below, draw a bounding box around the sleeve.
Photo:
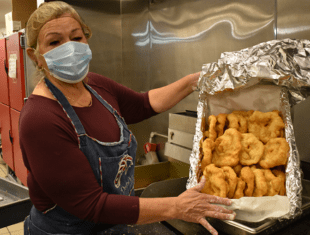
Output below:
[19,104,139,224]
[87,72,158,124]
[118,90,158,124]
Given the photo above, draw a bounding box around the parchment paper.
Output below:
[219,195,290,222]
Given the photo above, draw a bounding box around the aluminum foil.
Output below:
[188,38,310,220]
[280,87,303,219]
[198,38,310,105]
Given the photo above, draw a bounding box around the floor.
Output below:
[0,222,23,235]
[0,159,24,235]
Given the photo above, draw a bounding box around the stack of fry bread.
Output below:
[198,110,289,199]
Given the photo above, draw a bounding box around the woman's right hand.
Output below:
[173,176,236,235]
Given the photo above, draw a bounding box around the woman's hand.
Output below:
[174,176,235,235]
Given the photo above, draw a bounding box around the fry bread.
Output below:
[240,166,255,197]
[200,110,288,199]
[248,111,285,144]
[222,166,238,199]
[259,138,289,169]
[201,164,228,198]
[252,169,268,197]
[233,164,242,177]
[212,128,242,167]
[208,115,217,141]
[233,178,246,199]
[216,113,228,137]
[201,139,215,171]
[232,110,254,118]
[227,113,247,133]
[239,133,264,165]
[272,170,286,196]
[263,169,282,196]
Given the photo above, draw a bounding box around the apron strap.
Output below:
[84,83,128,127]
[84,83,116,114]
[44,77,86,136]
[44,77,126,147]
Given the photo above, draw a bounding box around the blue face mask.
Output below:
[42,41,92,84]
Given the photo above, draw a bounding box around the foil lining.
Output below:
[198,38,310,105]
[279,87,302,219]
[188,38,310,220]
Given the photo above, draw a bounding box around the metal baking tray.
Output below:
[207,178,310,235]
[0,177,32,228]
[147,178,310,235]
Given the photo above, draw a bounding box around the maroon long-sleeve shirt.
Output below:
[19,72,157,224]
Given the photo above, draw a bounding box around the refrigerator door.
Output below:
[0,103,14,171]
[11,108,28,186]
[6,32,26,112]
[0,38,9,105]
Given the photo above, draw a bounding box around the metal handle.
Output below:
[170,131,174,140]
[4,59,8,75]
[20,34,25,49]
[9,130,13,144]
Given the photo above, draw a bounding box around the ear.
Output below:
[26,48,38,65]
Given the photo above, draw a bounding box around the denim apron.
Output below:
[24,77,137,235]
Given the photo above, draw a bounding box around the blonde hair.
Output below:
[26,1,92,85]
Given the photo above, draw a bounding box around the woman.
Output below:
[21,2,235,235]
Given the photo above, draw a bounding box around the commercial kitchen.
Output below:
[0,0,310,234]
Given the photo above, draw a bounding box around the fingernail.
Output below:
[210,230,218,235]
[228,214,235,220]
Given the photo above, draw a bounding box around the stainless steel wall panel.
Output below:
[293,97,310,163]
[121,1,154,161]
[67,1,123,83]
[277,0,310,40]
[121,0,149,91]
[277,0,310,163]
[148,0,275,65]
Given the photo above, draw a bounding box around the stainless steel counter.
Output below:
[0,177,32,228]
